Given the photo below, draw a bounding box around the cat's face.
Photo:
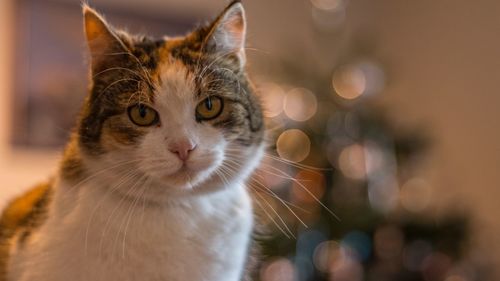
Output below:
[74,3,264,199]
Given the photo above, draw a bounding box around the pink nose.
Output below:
[168,139,197,161]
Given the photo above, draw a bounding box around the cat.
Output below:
[0,1,265,280]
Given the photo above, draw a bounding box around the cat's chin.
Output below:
[150,165,212,191]
[141,167,235,199]
[161,167,198,187]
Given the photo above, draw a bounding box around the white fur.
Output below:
[7,61,264,280]
[8,178,254,281]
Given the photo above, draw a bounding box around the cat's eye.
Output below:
[196,96,223,121]
[128,104,159,126]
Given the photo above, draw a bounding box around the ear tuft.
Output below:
[206,2,247,65]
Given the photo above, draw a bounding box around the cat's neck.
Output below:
[51,175,254,238]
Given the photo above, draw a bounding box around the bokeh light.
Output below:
[403,240,433,271]
[291,169,326,204]
[343,112,361,139]
[294,256,316,281]
[364,142,385,175]
[358,61,385,95]
[264,116,287,142]
[253,194,282,229]
[313,240,341,273]
[332,65,366,100]
[332,61,385,100]
[260,82,286,118]
[261,257,297,281]
[310,0,343,11]
[283,88,318,122]
[276,129,311,162]
[400,177,432,213]
[311,6,346,32]
[329,254,364,281]
[258,156,293,190]
[446,275,468,281]
[374,225,404,260]
[338,144,366,180]
[368,177,399,213]
[341,231,372,262]
[422,252,452,281]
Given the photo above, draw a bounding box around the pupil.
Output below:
[205,98,213,110]
[139,106,147,118]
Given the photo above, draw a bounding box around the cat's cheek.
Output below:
[190,157,224,183]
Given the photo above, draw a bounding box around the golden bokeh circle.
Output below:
[276,129,311,162]
[283,88,318,122]
[332,65,366,100]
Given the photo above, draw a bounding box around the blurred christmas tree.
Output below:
[247,1,490,281]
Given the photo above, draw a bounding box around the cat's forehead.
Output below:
[154,57,196,107]
[128,34,238,99]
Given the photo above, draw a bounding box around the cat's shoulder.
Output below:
[0,181,53,237]
[0,180,53,250]
[0,180,53,280]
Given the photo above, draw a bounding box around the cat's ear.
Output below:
[205,1,247,66]
[83,5,128,72]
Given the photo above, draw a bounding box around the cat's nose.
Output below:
[168,139,197,161]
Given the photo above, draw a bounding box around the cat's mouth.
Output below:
[166,165,190,176]
[142,153,220,190]
[175,165,193,176]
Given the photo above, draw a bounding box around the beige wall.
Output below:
[0,0,59,208]
[0,0,13,154]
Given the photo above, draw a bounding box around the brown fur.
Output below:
[0,181,53,280]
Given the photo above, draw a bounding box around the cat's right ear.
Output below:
[83,5,127,72]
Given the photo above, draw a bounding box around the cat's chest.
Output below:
[83,197,251,281]
[12,183,253,281]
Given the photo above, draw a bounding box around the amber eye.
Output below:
[196,96,223,121]
[128,104,159,126]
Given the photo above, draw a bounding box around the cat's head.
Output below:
[69,2,265,199]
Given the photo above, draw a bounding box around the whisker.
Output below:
[95,78,142,102]
[121,176,150,258]
[220,159,309,227]
[65,158,150,194]
[140,177,153,223]
[257,164,341,222]
[251,189,292,239]
[263,153,331,172]
[250,177,312,223]
[251,185,295,239]
[215,169,231,188]
[84,167,140,255]
[92,66,146,80]
[197,50,237,79]
[250,184,311,214]
[99,173,147,257]
[218,162,298,237]
[92,51,157,92]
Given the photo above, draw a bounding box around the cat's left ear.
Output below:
[205,1,247,66]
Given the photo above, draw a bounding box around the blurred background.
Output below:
[1,0,499,280]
